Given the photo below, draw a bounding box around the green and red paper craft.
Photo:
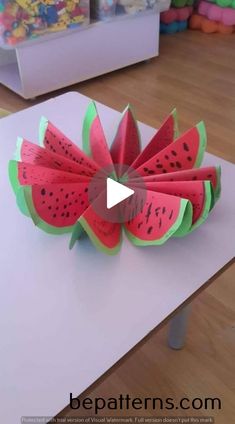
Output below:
[9,101,221,255]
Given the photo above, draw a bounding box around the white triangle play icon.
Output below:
[107,178,134,209]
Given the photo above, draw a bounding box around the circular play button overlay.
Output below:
[88,164,147,224]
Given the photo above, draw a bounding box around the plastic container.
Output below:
[0,0,90,46]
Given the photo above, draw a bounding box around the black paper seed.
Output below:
[183,143,189,152]
[41,188,46,196]
[155,207,160,217]
[147,226,153,234]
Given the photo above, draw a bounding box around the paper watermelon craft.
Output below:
[9,102,221,255]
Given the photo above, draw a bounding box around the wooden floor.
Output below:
[0,30,234,423]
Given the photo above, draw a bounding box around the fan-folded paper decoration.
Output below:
[9,102,221,255]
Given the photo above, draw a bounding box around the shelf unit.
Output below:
[0,12,160,98]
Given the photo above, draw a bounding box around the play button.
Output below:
[88,163,147,223]
[107,178,134,209]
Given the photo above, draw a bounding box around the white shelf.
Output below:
[0,12,160,99]
[0,62,22,95]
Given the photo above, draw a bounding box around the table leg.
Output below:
[167,304,191,350]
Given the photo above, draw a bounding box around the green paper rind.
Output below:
[23,186,74,235]
[214,166,221,201]
[8,160,19,195]
[16,187,31,217]
[8,161,30,216]
[69,222,85,249]
[125,198,190,247]
[79,217,122,255]
[39,116,49,147]
[82,101,97,156]
[194,121,207,168]
[173,201,193,237]
[172,108,180,140]
[14,136,24,161]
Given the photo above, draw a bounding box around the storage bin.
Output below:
[0,0,90,46]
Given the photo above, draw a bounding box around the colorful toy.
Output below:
[161,6,193,24]
[189,13,235,32]
[9,102,221,255]
[199,0,235,25]
[0,0,89,45]
[160,0,195,34]
[160,20,188,32]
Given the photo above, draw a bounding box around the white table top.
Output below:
[0,92,234,423]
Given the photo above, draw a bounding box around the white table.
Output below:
[0,92,234,423]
